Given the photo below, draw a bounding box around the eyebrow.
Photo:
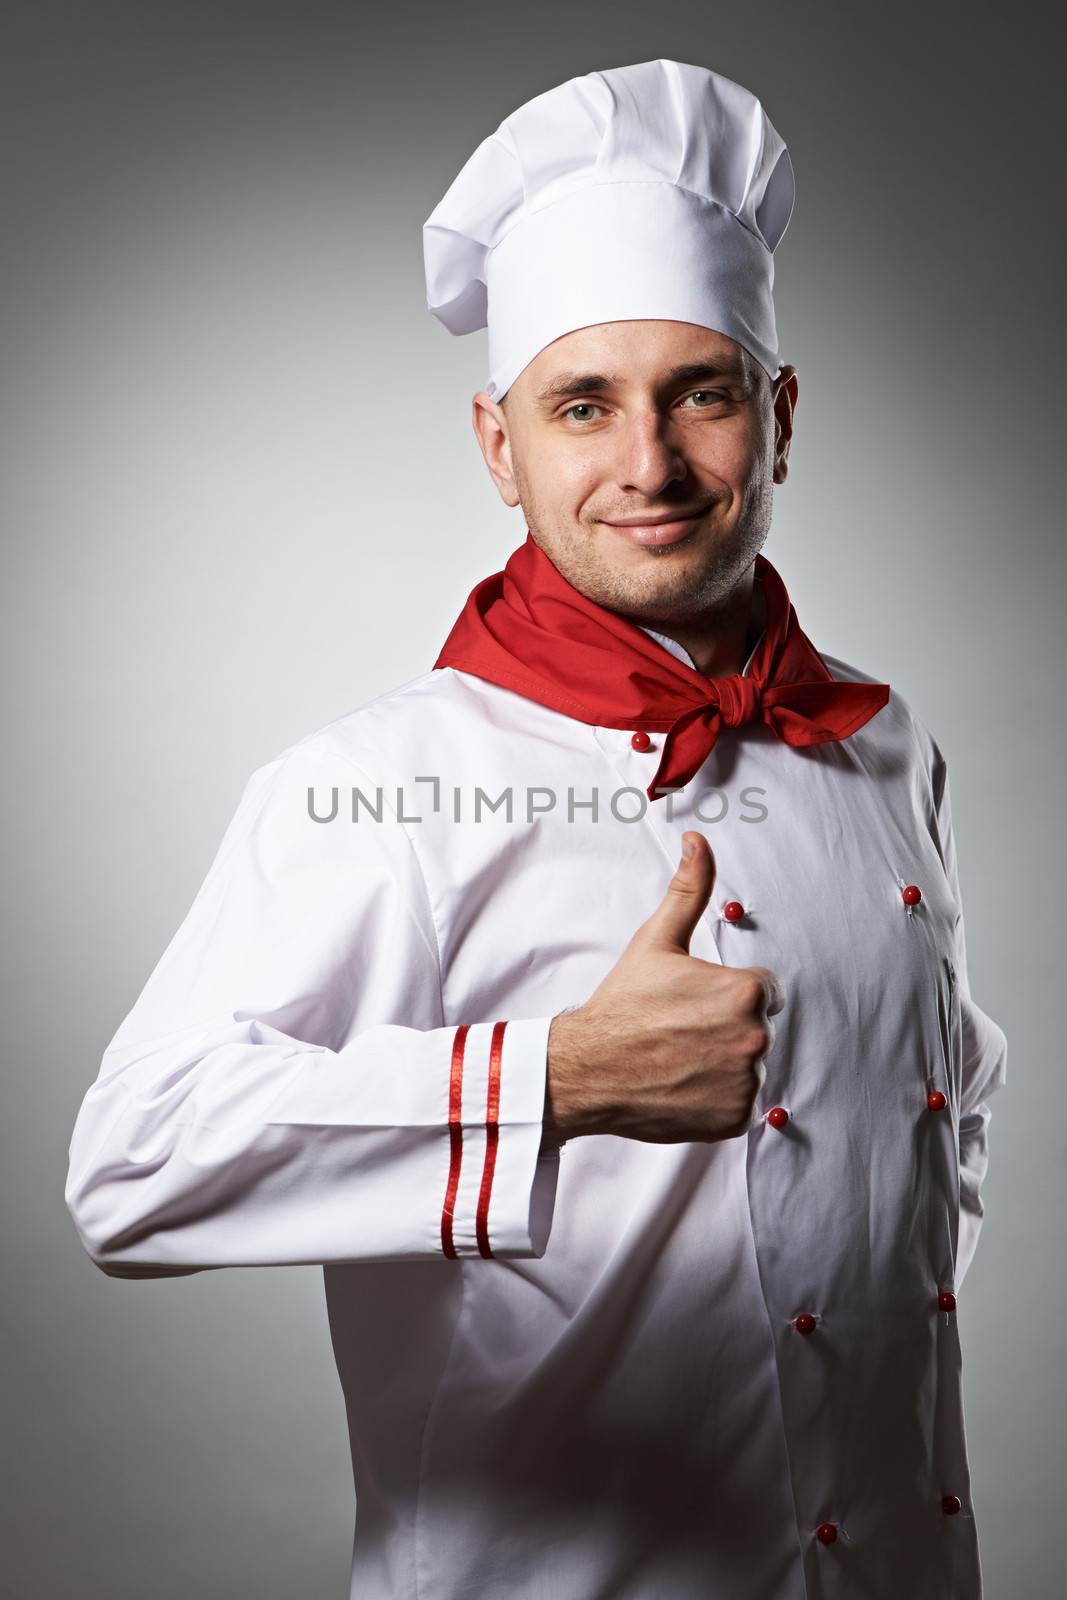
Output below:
[533,356,748,410]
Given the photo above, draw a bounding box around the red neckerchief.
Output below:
[434,531,890,800]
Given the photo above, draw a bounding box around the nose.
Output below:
[614,409,688,498]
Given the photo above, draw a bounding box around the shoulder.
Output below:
[819,649,944,779]
[204,671,473,880]
[250,666,510,788]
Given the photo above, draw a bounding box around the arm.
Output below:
[931,740,1008,1289]
[65,740,560,1276]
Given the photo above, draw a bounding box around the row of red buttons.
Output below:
[788,1290,957,1338]
[769,987,960,1541]
[815,1497,962,1545]
[627,734,923,906]
[710,844,958,1535]
[767,1092,947,1124]
[720,885,923,925]
[727,878,944,1113]
[626,756,965,1537]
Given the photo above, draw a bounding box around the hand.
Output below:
[544,831,786,1145]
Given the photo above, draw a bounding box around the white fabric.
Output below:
[65,643,1007,1597]
[639,619,763,676]
[423,58,795,399]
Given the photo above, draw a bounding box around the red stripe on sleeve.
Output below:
[440,1023,470,1259]
[475,1019,506,1259]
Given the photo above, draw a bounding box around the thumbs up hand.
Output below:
[544,832,786,1146]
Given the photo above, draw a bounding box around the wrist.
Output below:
[545,1009,609,1143]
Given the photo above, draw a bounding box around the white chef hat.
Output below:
[423,58,795,402]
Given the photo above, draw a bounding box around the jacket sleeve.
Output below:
[931,740,1008,1290]
[65,738,561,1276]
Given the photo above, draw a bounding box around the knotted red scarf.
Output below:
[434,532,891,801]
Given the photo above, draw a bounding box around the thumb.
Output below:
[639,831,717,955]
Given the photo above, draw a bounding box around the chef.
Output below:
[66,58,1008,1600]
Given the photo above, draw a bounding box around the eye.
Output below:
[561,402,604,423]
[681,389,728,408]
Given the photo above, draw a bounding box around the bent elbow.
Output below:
[65,1185,206,1279]
[65,1127,208,1280]
[64,1170,151,1278]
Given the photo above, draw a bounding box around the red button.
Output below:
[767,1106,790,1129]
[722,900,745,922]
[630,730,652,751]
[942,1495,962,1516]
[793,1313,817,1336]
[816,1523,838,1545]
[938,1291,957,1313]
[927,1090,947,1112]
[902,884,922,905]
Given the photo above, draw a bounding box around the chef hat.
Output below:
[423,58,795,402]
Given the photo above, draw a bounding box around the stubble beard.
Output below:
[518,463,774,629]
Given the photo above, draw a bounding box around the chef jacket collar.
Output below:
[636,624,765,679]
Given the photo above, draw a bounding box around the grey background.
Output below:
[2,2,1061,1595]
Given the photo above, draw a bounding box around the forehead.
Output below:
[516,319,747,397]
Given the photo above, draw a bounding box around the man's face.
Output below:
[472,320,798,629]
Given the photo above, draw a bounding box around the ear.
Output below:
[771,366,799,485]
[472,391,521,508]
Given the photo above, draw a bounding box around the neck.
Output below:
[640,566,766,678]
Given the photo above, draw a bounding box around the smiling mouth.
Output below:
[600,512,706,547]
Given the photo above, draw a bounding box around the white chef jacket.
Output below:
[65,617,1007,1600]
